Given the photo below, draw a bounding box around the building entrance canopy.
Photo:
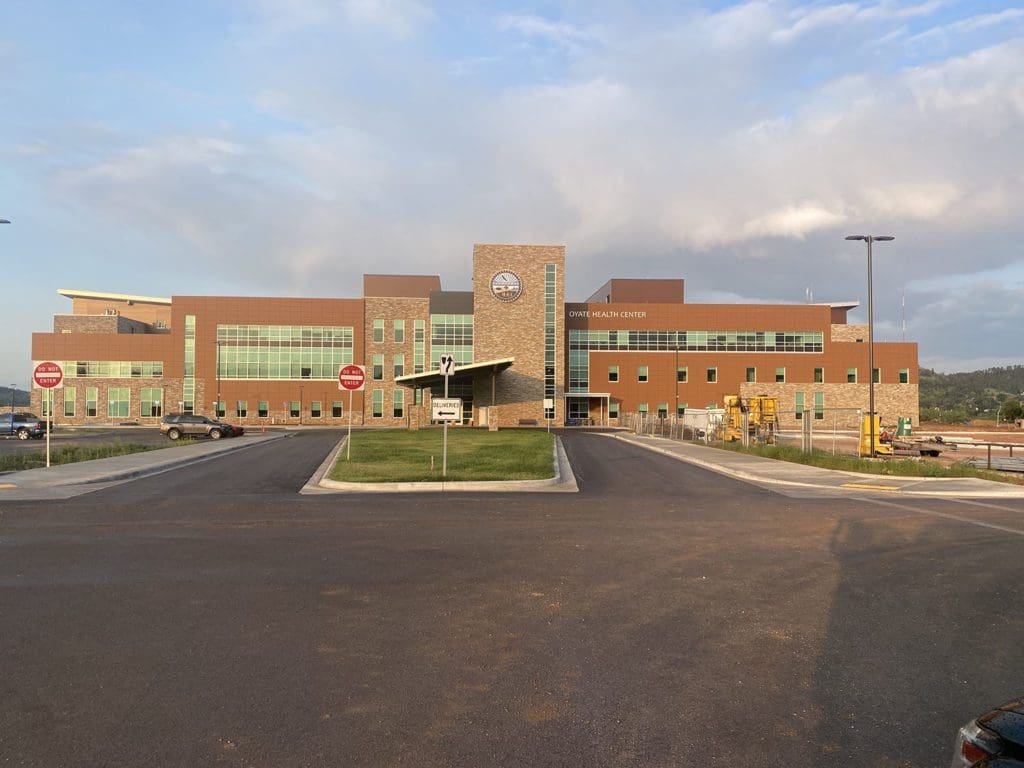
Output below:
[394,357,515,389]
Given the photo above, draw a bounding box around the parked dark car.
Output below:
[160,414,238,441]
[0,412,47,440]
[952,699,1024,766]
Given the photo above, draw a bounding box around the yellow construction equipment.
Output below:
[858,414,893,457]
[723,395,778,444]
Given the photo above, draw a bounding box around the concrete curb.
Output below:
[302,435,578,494]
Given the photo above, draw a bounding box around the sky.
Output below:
[2,0,1023,387]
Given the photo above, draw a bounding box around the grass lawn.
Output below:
[715,441,1023,484]
[328,429,556,483]
[0,443,163,472]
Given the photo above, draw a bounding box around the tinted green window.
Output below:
[86,387,98,417]
[847,368,857,383]
[746,367,756,383]
[393,390,404,418]
[608,365,619,382]
[258,401,269,418]
[677,367,688,383]
[289,401,300,418]
[140,387,163,417]
[873,368,880,384]
[706,368,717,383]
[332,401,343,417]
[814,392,824,419]
[795,391,805,420]
[899,368,909,384]
[236,400,247,418]
[638,366,648,383]
[108,387,129,418]
[814,367,824,383]
[394,354,405,378]
[373,319,384,343]
[64,387,76,417]
[372,389,384,418]
[775,367,786,383]
[394,320,405,343]
[373,354,384,380]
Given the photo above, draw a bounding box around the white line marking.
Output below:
[866,498,1024,537]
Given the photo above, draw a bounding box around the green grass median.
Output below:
[0,443,162,472]
[328,429,556,483]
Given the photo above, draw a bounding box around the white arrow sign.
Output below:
[432,397,462,422]
[439,355,455,376]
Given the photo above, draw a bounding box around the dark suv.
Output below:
[160,414,235,441]
[0,412,47,440]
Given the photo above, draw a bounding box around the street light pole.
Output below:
[215,340,224,418]
[845,234,894,458]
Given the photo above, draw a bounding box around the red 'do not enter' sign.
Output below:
[33,361,64,389]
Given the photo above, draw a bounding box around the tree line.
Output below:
[919,365,1024,424]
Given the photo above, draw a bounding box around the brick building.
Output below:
[29,243,918,429]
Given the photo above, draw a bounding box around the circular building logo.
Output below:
[490,270,523,302]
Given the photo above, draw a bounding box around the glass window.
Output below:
[873,368,880,384]
[236,400,247,418]
[216,401,225,418]
[394,320,405,343]
[746,367,756,383]
[140,387,163,417]
[311,400,322,418]
[258,400,269,418]
[289,401,300,418]
[795,391,805,419]
[637,403,648,413]
[63,387,76,417]
[657,403,668,418]
[108,387,129,418]
[394,354,405,378]
[814,392,824,420]
[814,367,824,383]
[775,367,786,383]
[372,389,384,418]
[899,368,909,384]
[706,368,717,383]
[373,354,384,380]
[678,403,687,415]
[86,387,98,417]
[638,366,648,383]
[332,401,343,418]
[373,319,384,343]
[609,402,619,417]
[847,368,857,383]
[393,390,404,418]
[608,365,619,383]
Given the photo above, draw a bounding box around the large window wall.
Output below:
[216,325,354,380]
[430,314,473,367]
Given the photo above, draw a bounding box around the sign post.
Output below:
[439,355,455,477]
[33,361,64,468]
[338,364,366,460]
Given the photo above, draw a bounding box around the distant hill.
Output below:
[1,387,30,408]
[919,365,1024,422]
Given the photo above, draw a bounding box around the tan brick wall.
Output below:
[739,382,919,429]
[472,244,565,426]
[53,315,120,334]
[831,324,868,342]
[31,378,176,426]
[364,297,429,426]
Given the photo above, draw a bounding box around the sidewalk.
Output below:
[611,432,1024,498]
[0,433,287,500]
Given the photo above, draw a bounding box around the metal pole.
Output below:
[347,388,353,460]
[216,341,222,418]
[10,384,14,414]
[867,236,876,459]
[442,374,449,478]
[45,391,51,468]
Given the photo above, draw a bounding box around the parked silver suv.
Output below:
[160,414,234,440]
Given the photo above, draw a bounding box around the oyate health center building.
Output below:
[30,243,919,428]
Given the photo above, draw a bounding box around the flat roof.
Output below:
[58,288,172,305]
[394,357,515,387]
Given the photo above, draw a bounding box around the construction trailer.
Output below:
[723,395,778,445]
